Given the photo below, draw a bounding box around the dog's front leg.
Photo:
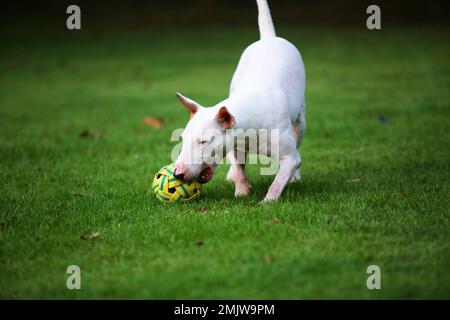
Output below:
[262,152,300,202]
[226,150,251,197]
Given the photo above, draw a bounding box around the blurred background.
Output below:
[1,0,449,33]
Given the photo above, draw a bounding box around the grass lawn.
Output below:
[0,25,449,299]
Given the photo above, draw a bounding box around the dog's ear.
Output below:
[215,106,235,129]
[176,92,199,118]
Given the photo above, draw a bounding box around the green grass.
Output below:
[0,25,449,299]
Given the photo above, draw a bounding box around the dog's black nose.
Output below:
[173,171,184,180]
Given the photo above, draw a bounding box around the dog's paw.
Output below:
[235,183,251,197]
[259,198,275,204]
[260,189,281,203]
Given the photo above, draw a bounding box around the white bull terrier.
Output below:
[174,0,306,202]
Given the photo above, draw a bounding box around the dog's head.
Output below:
[174,92,235,183]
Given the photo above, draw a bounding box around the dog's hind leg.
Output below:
[226,150,251,197]
[263,136,300,202]
[290,109,306,183]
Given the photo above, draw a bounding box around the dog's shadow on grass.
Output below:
[200,172,351,205]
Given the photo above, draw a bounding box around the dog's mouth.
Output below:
[197,166,214,184]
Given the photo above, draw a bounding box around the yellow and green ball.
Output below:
[151,164,202,203]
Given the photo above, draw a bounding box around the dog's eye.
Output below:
[199,136,214,145]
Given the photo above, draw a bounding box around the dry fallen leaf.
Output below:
[142,117,163,129]
[199,207,208,213]
[80,231,100,240]
[143,79,152,88]
[269,216,281,224]
[264,255,274,264]
[71,192,87,197]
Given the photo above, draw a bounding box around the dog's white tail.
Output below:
[256,0,276,39]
